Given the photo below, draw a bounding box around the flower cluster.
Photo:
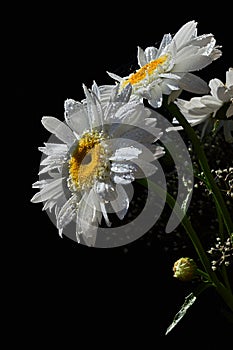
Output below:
[31,20,232,248]
[207,237,233,270]
[31,19,233,335]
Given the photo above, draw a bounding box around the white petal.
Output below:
[148,85,163,108]
[167,125,183,131]
[216,87,232,102]
[175,45,199,62]
[113,173,134,185]
[183,97,205,109]
[40,153,65,166]
[173,55,212,72]
[91,80,101,100]
[32,179,53,189]
[114,102,150,128]
[185,115,210,126]
[175,99,210,125]
[173,20,197,50]
[161,79,179,94]
[115,83,132,103]
[209,78,224,99]
[98,84,116,103]
[82,84,104,129]
[226,103,233,118]
[178,73,210,94]
[157,33,172,56]
[152,145,166,160]
[137,46,147,67]
[39,143,68,156]
[200,95,222,109]
[42,189,66,212]
[42,196,59,212]
[31,177,64,203]
[144,46,158,62]
[76,190,101,246]
[190,33,213,48]
[42,117,76,147]
[38,163,62,175]
[57,194,79,230]
[226,68,233,88]
[159,72,181,80]
[107,71,123,82]
[110,146,142,161]
[64,99,90,136]
[110,184,129,220]
[174,98,200,112]
[209,47,222,61]
[99,201,111,227]
[111,163,134,174]
[94,181,117,202]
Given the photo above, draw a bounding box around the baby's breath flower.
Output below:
[207,236,233,270]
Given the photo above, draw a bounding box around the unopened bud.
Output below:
[173,257,197,281]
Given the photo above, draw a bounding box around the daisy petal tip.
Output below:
[41,116,57,129]
[41,116,49,124]
[58,228,63,238]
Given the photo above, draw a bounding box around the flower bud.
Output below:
[173,257,197,281]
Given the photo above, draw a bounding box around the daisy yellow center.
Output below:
[122,55,168,87]
[68,131,108,191]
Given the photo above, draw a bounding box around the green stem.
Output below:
[165,101,233,236]
[196,268,210,281]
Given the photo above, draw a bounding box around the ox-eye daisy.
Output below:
[31,83,164,246]
[107,20,221,108]
[175,67,233,143]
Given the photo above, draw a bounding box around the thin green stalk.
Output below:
[165,101,233,236]
[196,268,210,281]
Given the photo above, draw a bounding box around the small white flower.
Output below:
[107,20,221,108]
[175,68,233,143]
[31,83,164,246]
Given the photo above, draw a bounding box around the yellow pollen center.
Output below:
[68,131,107,191]
[122,55,168,87]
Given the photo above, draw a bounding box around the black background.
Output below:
[10,2,233,347]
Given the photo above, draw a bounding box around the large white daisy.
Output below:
[31,82,165,246]
[175,67,233,143]
[107,20,222,108]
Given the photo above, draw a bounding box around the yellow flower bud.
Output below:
[173,257,197,281]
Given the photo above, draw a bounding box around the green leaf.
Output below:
[165,293,196,335]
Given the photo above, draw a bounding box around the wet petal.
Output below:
[111,184,129,220]
[42,117,76,147]
[31,177,64,203]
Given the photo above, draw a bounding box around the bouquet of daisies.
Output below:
[31,20,233,334]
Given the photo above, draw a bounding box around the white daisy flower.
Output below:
[175,67,233,143]
[31,82,165,246]
[107,20,222,108]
